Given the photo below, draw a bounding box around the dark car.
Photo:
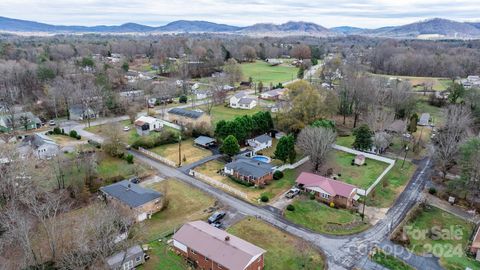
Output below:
[129,177,140,184]
[208,211,226,224]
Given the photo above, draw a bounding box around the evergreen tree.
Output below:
[408,113,418,133]
[353,125,373,151]
[297,66,305,79]
[274,135,296,164]
[221,135,240,157]
[257,81,264,93]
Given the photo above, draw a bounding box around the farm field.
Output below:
[227,217,325,270]
[240,60,298,85]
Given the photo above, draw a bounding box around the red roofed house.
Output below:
[296,172,358,209]
[172,220,266,270]
[470,227,480,261]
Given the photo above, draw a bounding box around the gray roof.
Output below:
[252,134,271,144]
[168,108,204,119]
[234,92,247,99]
[100,180,162,208]
[23,133,58,149]
[418,113,430,125]
[238,97,255,105]
[0,112,41,128]
[194,136,216,146]
[225,158,274,178]
[106,245,143,267]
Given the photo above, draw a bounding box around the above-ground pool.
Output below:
[251,155,271,163]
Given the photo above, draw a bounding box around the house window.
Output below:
[205,256,209,261]
[321,193,330,199]
[135,256,142,262]
[122,260,134,270]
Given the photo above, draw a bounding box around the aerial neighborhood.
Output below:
[1,6,480,270]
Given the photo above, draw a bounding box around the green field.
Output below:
[284,199,369,235]
[404,206,480,270]
[227,217,325,270]
[195,104,263,124]
[241,61,298,85]
[369,73,452,91]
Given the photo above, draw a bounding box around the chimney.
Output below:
[224,236,230,241]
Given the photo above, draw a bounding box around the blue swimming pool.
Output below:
[251,155,271,163]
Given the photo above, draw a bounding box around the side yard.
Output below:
[149,138,212,166]
[227,217,325,270]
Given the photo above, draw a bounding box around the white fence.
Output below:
[276,156,310,171]
[332,144,395,196]
[138,147,177,167]
[189,170,248,200]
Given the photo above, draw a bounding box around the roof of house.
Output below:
[168,108,204,119]
[0,112,41,127]
[106,245,143,267]
[386,120,407,133]
[251,134,272,144]
[135,116,160,126]
[194,136,216,146]
[23,133,58,149]
[261,88,286,97]
[173,221,265,270]
[296,172,357,198]
[233,91,247,99]
[418,113,430,124]
[238,97,256,105]
[100,180,162,208]
[225,157,274,178]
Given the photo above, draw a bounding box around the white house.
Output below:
[134,116,163,136]
[247,134,273,153]
[22,133,59,160]
[230,92,257,110]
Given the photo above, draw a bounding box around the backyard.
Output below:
[150,138,212,165]
[402,205,480,270]
[227,217,325,270]
[284,198,370,235]
[369,73,452,91]
[240,60,298,85]
[195,160,298,203]
[143,179,216,241]
[194,104,263,124]
[140,241,187,270]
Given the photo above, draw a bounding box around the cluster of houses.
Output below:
[461,75,480,89]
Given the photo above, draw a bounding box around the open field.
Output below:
[195,104,263,124]
[150,138,211,165]
[284,198,369,235]
[144,179,216,241]
[195,160,297,203]
[369,73,452,91]
[403,206,480,270]
[323,150,389,189]
[227,217,325,270]
[96,154,152,182]
[240,60,298,85]
[371,249,414,270]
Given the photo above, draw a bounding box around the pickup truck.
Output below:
[285,188,300,199]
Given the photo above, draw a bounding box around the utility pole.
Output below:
[361,194,367,221]
[401,145,409,169]
[178,135,182,167]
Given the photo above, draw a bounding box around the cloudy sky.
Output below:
[1,0,479,28]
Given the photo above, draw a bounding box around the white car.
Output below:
[48,120,56,126]
[123,126,130,131]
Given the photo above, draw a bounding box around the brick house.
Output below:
[296,172,359,209]
[224,158,274,186]
[100,180,164,222]
[172,221,266,270]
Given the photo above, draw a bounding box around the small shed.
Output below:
[194,136,216,148]
[105,245,145,270]
[418,113,431,126]
[354,154,366,166]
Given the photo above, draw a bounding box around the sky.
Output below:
[0,0,480,28]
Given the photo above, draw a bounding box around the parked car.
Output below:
[208,211,226,224]
[285,188,300,199]
[49,120,56,126]
[212,221,222,228]
[123,126,131,131]
[129,177,140,184]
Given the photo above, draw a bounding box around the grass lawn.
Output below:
[143,179,216,241]
[240,60,298,85]
[371,249,414,270]
[416,100,444,125]
[335,136,355,148]
[150,138,211,165]
[140,241,187,270]
[284,199,370,235]
[370,73,451,91]
[367,161,417,208]
[48,134,82,145]
[404,206,480,270]
[195,104,263,124]
[324,150,389,189]
[227,217,325,270]
[97,154,151,181]
[195,160,297,203]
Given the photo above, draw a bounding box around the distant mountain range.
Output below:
[1,16,480,39]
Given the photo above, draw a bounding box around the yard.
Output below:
[96,154,152,182]
[195,160,298,203]
[402,206,480,270]
[371,249,414,270]
[194,104,263,124]
[369,73,452,91]
[240,60,298,85]
[143,179,216,241]
[227,217,325,270]
[150,138,211,165]
[140,241,187,270]
[322,150,389,189]
[284,198,370,235]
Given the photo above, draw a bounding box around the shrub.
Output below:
[273,170,284,180]
[179,95,188,103]
[69,130,78,138]
[61,128,65,134]
[125,154,134,164]
[428,187,437,195]
[260,195,269,202]
[309,193,316,200]
[329,202,335,208]
[76,135,81,140]
[53,127,62,134]
[228,176,254,187]
[286,204,295,211]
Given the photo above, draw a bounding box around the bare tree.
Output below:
[297,126,336,172]
[291,44,311,60]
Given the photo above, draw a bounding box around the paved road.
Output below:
[61,116,130,144]
[131,149,438,269]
